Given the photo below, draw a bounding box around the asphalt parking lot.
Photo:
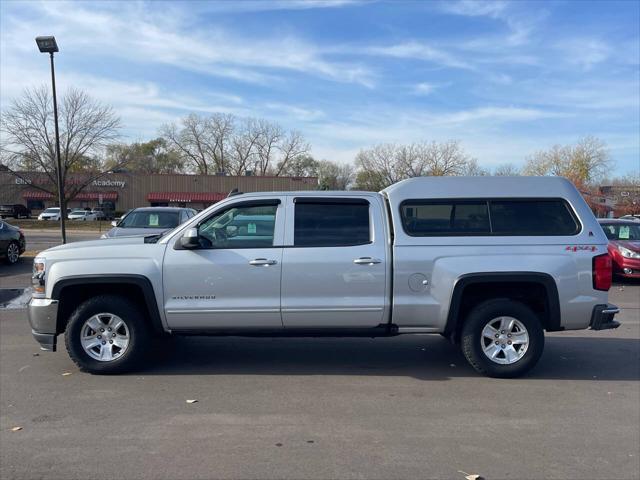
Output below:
[0,248,639,479]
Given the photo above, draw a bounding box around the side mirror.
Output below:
[111,220,118,227]
[180,227,200,249]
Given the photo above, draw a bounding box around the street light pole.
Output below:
[36,36,65,244]
[49,51,66,244]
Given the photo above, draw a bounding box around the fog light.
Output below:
[623,268,633,274]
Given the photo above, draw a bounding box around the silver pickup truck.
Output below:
[28,176,620,377]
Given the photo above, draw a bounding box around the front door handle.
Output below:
[353,257,382,265]
[249,258,277,266]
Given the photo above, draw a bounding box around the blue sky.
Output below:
[1,0,638,175]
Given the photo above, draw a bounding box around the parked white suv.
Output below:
[28,177,619,377]
[38,207,70,221]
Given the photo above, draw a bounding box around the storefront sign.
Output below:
[15,177,126,188]
[91,179,126,188]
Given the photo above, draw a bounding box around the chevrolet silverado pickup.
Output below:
[28,176,620,377]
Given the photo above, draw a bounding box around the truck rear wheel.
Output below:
[65,295,150,374]
[461,298,544,378]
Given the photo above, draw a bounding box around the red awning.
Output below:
[147,192,227,203]
[22,191,53,200]
[22,191,118,201]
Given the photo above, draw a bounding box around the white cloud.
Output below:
[438,0,541,47]
[186,0,364,14]
[557,38,611,71]
[264,103,325,121]
[367,41,472,70]
[439,0,509,18]
[1,1,375,87]
[412,83,438,95]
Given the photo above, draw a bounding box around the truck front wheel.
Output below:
[461,299,544,378]
[65,295,150,374]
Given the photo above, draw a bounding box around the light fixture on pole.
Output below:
[35,35,66,244]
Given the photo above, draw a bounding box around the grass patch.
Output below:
[5,218,112,232]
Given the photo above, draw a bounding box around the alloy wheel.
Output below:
[480,316,529,365]
[80,313,130,362]
[6,243,20,264]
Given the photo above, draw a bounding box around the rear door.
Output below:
[281,196,388,328]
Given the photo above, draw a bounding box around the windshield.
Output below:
[601,223,640,241]
[118,211,179,229]
[43,208,60,213]
[70,209,85,214]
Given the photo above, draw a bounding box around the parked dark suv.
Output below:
[0,204,31,219]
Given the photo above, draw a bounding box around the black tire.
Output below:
[4,241,21,265]
[461,298,544,378]
[65,295,150,374]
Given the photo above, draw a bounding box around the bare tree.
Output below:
[523,136,613,187]
[353,140,476,190]
[494,163,521,176]
[160,114,214,174]
[421,140,472,176]
[462,158,489,176]
[105,138,184,174]
[354,144,406,190]
[228,118,262,175]
[317,160,354,190]
[254,120,283,175]
[275,131,311,176]
[1,86,121,201]
[160,114,310,177]
[277,154,318,177]
[208,113,235,173]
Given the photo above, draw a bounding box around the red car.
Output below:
[598,219,640,279]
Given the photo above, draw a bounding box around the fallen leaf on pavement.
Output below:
[11,426,23,432]
[186,399,198,404]
[61,372,72,376]
[458,471,484,480]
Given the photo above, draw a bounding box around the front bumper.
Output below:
[28,298,59,351]
[614,257,640,278]
[590,304,621,331]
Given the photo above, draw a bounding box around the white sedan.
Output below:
[38,207,66,221]
[68,210,98,221]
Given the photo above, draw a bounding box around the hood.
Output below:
[103,226,171,238]
[611,239,640,252]
[44,235,148,254]
[1,222,19,231]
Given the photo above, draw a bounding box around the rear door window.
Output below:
[294,199,370,247]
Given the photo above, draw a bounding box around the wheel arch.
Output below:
[51,275,165,336]
[443,272,561,341]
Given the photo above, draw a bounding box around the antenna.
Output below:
[227,188,243,197]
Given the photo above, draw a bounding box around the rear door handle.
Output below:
[249,258,277,266]
[353,257,382,265]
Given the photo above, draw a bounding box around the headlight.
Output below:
[618,246,640,259]
[32,257,46,297]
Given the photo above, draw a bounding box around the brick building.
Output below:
[0,171,318,214]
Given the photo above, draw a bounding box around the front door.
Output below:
[162,199,285,330]
[281,197,388,328]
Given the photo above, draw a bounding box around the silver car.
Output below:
[101,207,196,238]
